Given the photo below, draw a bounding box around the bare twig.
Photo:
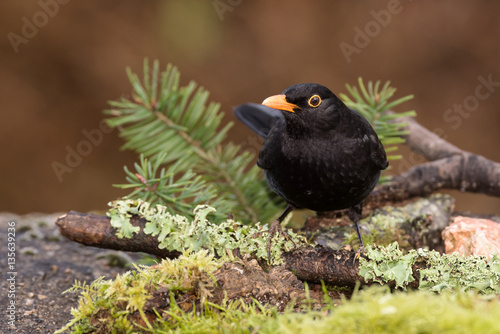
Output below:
[55,211,180,259]
[367,115,500,204]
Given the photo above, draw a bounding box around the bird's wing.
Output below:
[349,108,389,171]
[233,103,284,139]
[370,134,389,171]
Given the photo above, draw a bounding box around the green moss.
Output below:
[56,251,223,333]
[349,213,411,248]
[266,287,500,334]
[58,260,500,334]
[344,194,454,249]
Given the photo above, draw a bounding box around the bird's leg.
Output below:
[348,203,365,264]
[252,204,297,261]
[348,203,365,249]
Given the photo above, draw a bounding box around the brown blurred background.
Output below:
[2,0,500,215]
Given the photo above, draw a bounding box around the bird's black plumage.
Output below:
[233,103,282,139]
[234,83,388,257]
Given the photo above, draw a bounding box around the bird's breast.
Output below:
[261,134,380,211]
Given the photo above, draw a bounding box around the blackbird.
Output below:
[234,83,388,258]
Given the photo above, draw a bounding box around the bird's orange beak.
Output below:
[262,94,299,113]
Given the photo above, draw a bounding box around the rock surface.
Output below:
[442,216,500,259]
[0,212,139,333]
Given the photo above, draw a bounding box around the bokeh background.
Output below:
[2,0,500,215]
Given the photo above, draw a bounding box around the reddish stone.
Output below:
[442,216,500,259]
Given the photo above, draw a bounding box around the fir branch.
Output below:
[106,61,416,224]
[113,154,229,220]
[105,59,280,224]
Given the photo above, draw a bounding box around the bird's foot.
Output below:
[352,245,366,266]
[252,220,297,262]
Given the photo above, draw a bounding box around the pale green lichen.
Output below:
[107,199,305,264]
[360,242,500,293]
[359,242,417,289]
[418,250,500,294]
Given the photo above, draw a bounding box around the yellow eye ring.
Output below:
[308,95,321,107]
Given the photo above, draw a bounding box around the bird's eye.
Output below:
[308,95,321,107]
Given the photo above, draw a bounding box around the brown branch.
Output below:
[366,115,500,205]
[56,211,425,289]
[55,211,363,286]
[283,246,364,287]
[55,211,180,259]
[54,212,366,286]
[401,115,462,160]
[283,246,421,289]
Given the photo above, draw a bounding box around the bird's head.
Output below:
[262,83,346,131]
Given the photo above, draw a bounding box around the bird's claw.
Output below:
[351,245,366,266]
[251,220,297,262]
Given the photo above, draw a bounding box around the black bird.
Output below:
[234,83,388,258]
